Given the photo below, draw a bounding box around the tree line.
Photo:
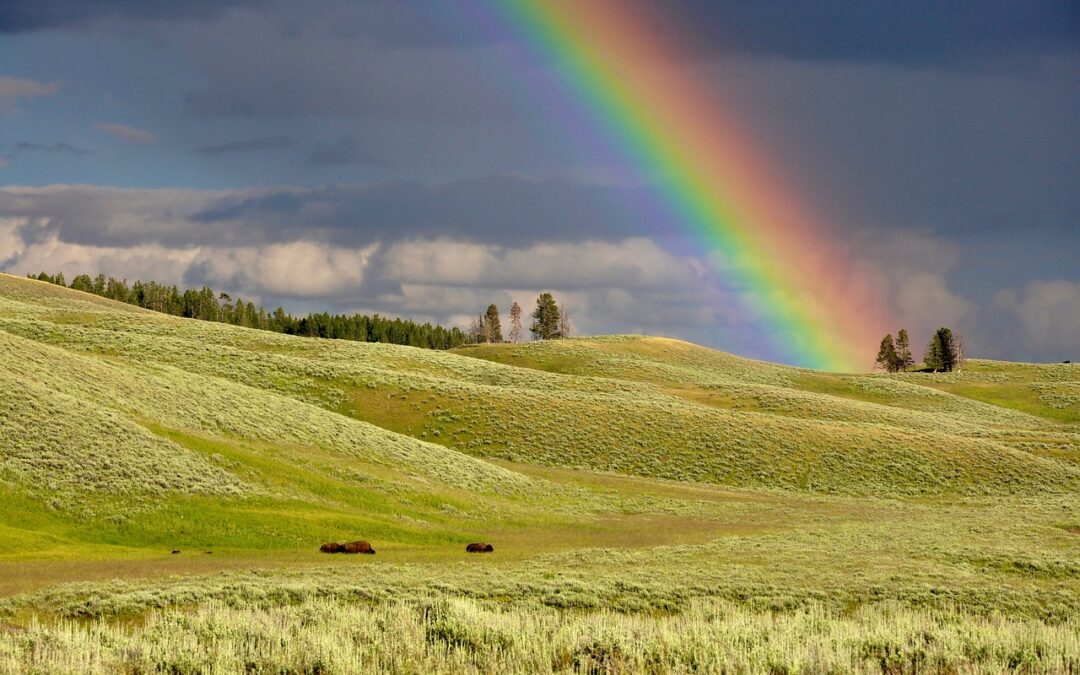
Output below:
[467,292,571,343]
[27,272,468,349]
[876,326,965,373]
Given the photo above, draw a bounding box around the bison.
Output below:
[465,543,494,553]
[342,540,375,554]
[319,542,345,553]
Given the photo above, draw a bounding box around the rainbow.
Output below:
[484,1,890,371]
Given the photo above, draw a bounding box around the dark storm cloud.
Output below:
[694,55,1080,241]
[7,0,1075,65]
[194,137,292,156]
[641,0,1079,64]
[167,0,1077,125]
[308,135,382,166]
[0,0,492,49]
[0,176,655,249]
[180,23,515,121]
[0,0,266,32]
[190,176,654,246]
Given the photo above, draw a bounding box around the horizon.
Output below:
[10,270,1067,370]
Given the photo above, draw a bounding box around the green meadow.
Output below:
[0,272,1078,673]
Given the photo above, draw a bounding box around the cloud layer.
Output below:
[0,179,657,248]
[1,183,1075,363]
[0,212,713,343]
[994,281,1080,361]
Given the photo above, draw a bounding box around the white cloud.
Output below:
[3,231,199,285]
[892,271,974,330]
[95,123,158,144]
[379,237,703,290]
[0,76,59,110]
[0,225,725,339]
[852,229,976,339]
[0,218,29,265]
[993,280,1080,359]
[0,232,378,301]
[195,241,377,298]
[334,237,717,336]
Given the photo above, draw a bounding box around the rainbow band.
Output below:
[493,1,889,371]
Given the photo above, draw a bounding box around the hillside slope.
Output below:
[0,276,563,559]
[2,273,1078,513]
[459,337,1080,468]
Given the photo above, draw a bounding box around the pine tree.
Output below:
[70,274,94,293]
[530,292,560,340]
[938,327,957,372]
[483,304,503,343]
[924,327,957,372]
[895,329,913,371]
[924,335,942,372]
[31,270,468,349]
[508,302,522,343]
[875,334,899,372]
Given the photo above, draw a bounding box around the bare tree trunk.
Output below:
[509,302,522,343]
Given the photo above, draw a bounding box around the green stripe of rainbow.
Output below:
[495,0,889,371]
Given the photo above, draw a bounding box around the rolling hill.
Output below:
[1,270,1078,549]
[0,272,1078,672]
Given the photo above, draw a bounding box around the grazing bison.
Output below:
[466,543,494,553]
[171,550,180,555]
[319,542,345,553]
[342,540,375,554]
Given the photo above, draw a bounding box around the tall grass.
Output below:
[1,597,1076,674]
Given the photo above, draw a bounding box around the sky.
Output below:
[0,0,1078,366]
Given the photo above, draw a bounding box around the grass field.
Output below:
[0,273,1078,673]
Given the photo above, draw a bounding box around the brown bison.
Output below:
[342,540,375,554]
[465,543,494,553]
[319,542,345,553]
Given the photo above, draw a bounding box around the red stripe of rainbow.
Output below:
[494,0,889,370]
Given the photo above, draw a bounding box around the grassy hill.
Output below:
[0,272,1078,672]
